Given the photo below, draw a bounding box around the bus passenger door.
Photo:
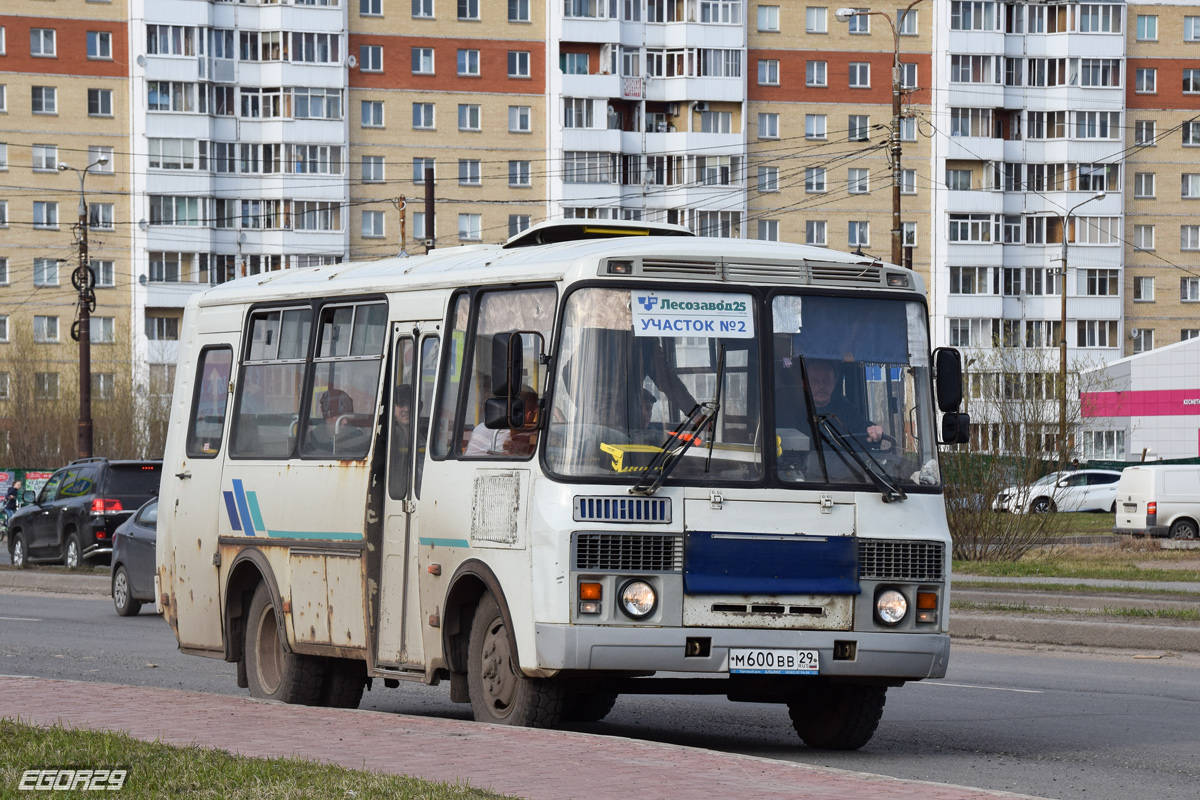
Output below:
[374,323,439,668]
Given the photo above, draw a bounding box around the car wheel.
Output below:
[1030,497,1055,514]
[111,566,143,617]
[244,582,327,704]
[64,533,82,569]
[1170,519,1198,541]
[11,532,29,569]
[1110,501,1117,514]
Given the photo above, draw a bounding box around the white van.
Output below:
[1113,465,1200,540]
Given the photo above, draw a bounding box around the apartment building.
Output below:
[0,4,132,453]
[1124,0,1200,358]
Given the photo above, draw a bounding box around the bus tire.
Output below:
[320,658,367,709]
[467,593,565,727]
[787,684,887,750]
[563,692,619,723]
[245,583,326,705]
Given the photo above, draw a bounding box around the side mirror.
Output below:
[484,396,526,430]
[22,490,36,504]
[933,347,964,412]
[940,412,970,445]
[490,333,523,399]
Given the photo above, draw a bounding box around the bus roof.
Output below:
[194,230,922,309]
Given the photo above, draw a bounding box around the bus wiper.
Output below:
[630,347,725,497]
[818,415,907,503]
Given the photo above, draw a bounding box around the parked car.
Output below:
[993,469,1123,514]
[1113,465,1200,540]
[7,458,162,568]
[111,497,158,616]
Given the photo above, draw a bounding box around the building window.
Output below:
[0,85,6,113]
[1076,320,1118,348]
[901,62,918,89]
[33,201,58,229]
[0,318,6,344]
[758,113,779,139]
[91,259,114,287]
[458,213,482,241]
[508,51,530,78]
[1085,269,1119,296]
[508,214,530,237]
[1132,329,1154,354]
[900,169,916,194]
[509,0,531,22]
[1184,122,1200,146]
[804,114,826,140]
[87,88,113,116]
[1182,329,1200,341]
[898,7,918,34]
[1184,174,1200,199]
[1187,16,1200,41]
[903,221,917,247]
[413,102,435,129]
[805,167,826,193]
[87,31,112,59]
[31,28,56,57]
[806,6,827,32]
[458,0,480,20]
[508,105,531,132]
[32,86,57,114]
[508,160,531,187]
[759,5,780,31]
[1135,120,1155,145]
[848,62,870,88]
[32,144,57,171]
[1134,172,1155,198]
[360,45,383,72]
[146,316,180,341]
[91,317,115,344]
[562,52,589,74]
[848,221,869,247]
[758,59,780,85]
[362,0,383,16]
[1184,226,1200,251]
[1134,225,1155,250]
[457,49,480,76]
[806,220,826,246]
[758,219,779,241]
[413,158,435,183]
[1135,68,1156,93]
[1183,277,1200,302]
[805,60,825,87]
[35,373,59,400]
[1136,14,1157,40]
[458,103,481,131]
[412,47,434,74]
[1133,276,1154,302]
[362,210,385,238]
[362,155,384,183]
[34,258,59,286]
[949,213,993,243]
[34,315,59,342]
[89,146,114,172]
[91,373,114,400]
[699,111,732,133]
[88,203,114,230]
[410,0,431,18]
[361,100,384,127]
[848,115,869,141]
[458,159,481,185]
[758,166,779,192]
[847,8,869,33]
[1185,69,1200,94]
[847,168,869,194]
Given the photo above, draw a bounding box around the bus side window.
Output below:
[231,307,312,458]
[186,347,233,458]
[414,335,439,497]
[388,337,415,501]
[432,295,470,458]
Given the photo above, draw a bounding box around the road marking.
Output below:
[0,616,42,622]
[920,681,1043,694]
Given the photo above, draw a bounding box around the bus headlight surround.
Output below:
[618,580,657,620]
[875,589,908,626]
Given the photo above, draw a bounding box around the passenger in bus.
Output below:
[308,388,369,456]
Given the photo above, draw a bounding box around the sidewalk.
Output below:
[0,676,1044,800]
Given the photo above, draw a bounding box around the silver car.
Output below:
[994,469,1123,514]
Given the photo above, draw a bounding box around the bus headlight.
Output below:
[875,589,908,626]
[618,580,657,620]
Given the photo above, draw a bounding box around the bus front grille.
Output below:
[858,539,945,582]
[573,496,671,524]
[573,533,683,573]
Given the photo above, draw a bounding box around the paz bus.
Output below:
[158,220,968,750]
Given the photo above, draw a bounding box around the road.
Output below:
[2,590,1198,800]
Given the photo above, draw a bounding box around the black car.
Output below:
[7,458,162,568]
[111,498,158,616]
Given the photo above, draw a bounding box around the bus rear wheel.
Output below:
[787,683,887,750]
[467,593,565,727]
[245,583,326,704]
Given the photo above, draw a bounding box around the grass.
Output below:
[0,719,511,800]
[952,599,1200,623]
[954,541,1200,582]
[953,579,1200,598]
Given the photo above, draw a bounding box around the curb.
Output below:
[951,613,1200,652]
[0,571,110,596]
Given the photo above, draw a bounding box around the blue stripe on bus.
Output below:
[265,530,362,541]
[418,537,470,548]
[246,491,266,532]
[222,492,242,532]
[231,479,256,535]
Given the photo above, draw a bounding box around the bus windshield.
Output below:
[545,286,763,482]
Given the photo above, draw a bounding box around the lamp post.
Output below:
[836,1,922,267]
[57,154,109,459]
[1052,190,1106,464]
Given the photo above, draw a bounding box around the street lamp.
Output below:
[1051,190,1106,464]
[57,154,109,460]
[836,1,922,267]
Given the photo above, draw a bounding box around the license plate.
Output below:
[1124,503,1138,512]
[728,648,819,675]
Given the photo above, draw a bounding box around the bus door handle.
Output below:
[405,500,417,513]
[175,471,192,480]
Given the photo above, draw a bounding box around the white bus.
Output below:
[159,221,968,750]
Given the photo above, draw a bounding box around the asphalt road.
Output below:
[2,590,1198,800]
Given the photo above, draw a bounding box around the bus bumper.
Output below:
[534,625,949,680]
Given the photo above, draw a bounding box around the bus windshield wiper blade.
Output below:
[818,416,907,503]
[629,401,720,496]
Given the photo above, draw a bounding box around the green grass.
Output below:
[0,719,511,800]
[952,599,1200,622]
[953,560,1200,582]
[953,579,1200,598]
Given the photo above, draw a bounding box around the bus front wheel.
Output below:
[244,582,327,705]
[787,683,887,750]
[466,593,565,727]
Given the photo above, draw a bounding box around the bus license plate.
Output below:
[728,648,819,675]
[1124,503,1138,512]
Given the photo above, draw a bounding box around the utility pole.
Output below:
[59,155,108,459]
[393,196,408,256]
[424,168,435,252]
